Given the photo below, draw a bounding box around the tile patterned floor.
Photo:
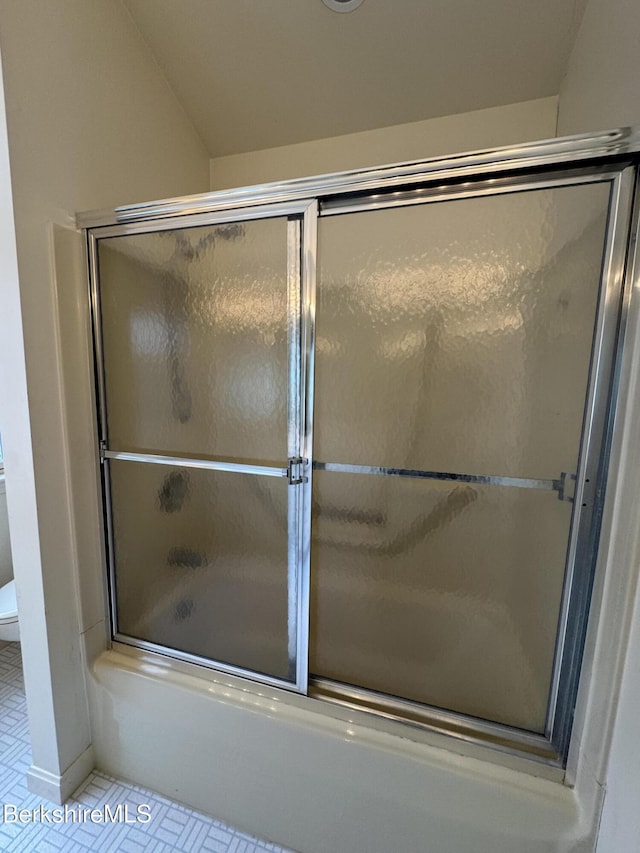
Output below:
[0,642,292,853]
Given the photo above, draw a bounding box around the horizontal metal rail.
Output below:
[103,452,575,496]
[310,677,559,763]
[313,461,574,498]
[103,450,288,479]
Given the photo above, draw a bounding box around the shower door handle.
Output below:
[287,457,308,485]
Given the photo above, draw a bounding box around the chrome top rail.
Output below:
[76,127,640,229]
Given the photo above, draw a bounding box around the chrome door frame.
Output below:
[87,199,316,694]
[77,128,640,231]
[80,127,640,765]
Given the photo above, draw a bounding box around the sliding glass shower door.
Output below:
[91,204,314,691]
[85,148,635,762]
[311,178,616,737]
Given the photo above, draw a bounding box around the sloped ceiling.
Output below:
[123,0,587,157]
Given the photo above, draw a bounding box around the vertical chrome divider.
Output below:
[287,218,302,683]
[546,166,636,757]
[296,200,318,693]
[87,231,119,640]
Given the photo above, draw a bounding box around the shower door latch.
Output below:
[558,471,577,503]
[287,457,307,485]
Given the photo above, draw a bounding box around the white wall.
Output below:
[557,0,640,135]
[211,97,558,189]
[557,2,640,850]
[0,0,209,802]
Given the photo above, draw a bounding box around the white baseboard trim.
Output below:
[27,745,95,804]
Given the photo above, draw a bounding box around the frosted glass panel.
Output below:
[310,471,573,732]
[312,181,613,733]
[110,460,290,680]
[98,217,288,464]
[316,184,610,479]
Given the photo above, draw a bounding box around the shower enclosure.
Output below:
[81,130,640,766]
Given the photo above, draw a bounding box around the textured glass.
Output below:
[99,217,288,464]
[110,460,290,680]
[316,184,611,480]
[312,182,612,732]
[310,471,573,732]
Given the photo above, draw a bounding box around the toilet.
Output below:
[0,476,19,643]
[0,579,19,642]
